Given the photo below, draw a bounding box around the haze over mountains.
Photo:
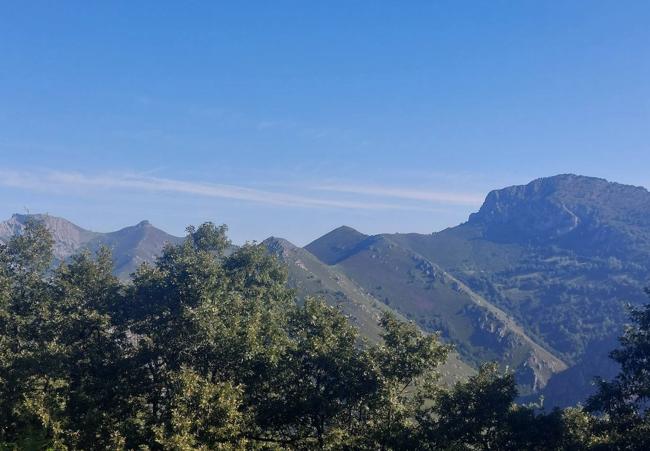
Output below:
[2,174,649,407]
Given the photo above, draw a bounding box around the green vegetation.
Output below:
[1,219,650,449]
[586,290,650,449]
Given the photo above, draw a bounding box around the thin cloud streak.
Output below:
[0,169,451,212]
[312,184,484,206]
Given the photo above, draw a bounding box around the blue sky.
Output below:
[1,1,649,244]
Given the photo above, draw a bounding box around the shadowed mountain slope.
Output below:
[305,225,369,265]
[468,174,650,259]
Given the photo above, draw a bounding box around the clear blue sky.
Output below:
[1,1,648,244]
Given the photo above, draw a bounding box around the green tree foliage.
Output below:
[587,289,650,450]
[1,219,647,449]
[419,363,517,450]
[365,314,449,449]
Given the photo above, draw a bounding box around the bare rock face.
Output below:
[468,174,650,259]
[470,182,581,240]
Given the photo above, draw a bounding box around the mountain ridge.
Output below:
[0,214,182,278]
[305,228,567,393]
[4,174,648,404]
[263,235,475,385]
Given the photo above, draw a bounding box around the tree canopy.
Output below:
[0,220,647,450]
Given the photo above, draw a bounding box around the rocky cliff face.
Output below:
[469,174,650,259]
[386,174,650,405]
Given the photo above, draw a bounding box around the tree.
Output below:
[587,289,650,449]
[0,219,62,447]
[121,224,293,448]
[416,362,594,451]
[0,220,600,450]
[256,298,377,449]
[46,248,129,448]
[152,368,246,450]
[419,363,517,450]
[366,313,449,450]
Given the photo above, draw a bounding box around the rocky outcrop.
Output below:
[468,174,650,259]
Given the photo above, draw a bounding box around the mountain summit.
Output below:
[379,174,650,405]
[305,225,368,265]
[469,174,650,258]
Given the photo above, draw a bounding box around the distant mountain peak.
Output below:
[0,213,183,278]
[468,174,650,256]
[263,236,298,258]
[0,213,97,259]
[263,236,296,248]
[305,225,369,265]
[332,225,362,234]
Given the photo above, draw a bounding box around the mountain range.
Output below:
[0,215,182,278]
[2,174,648,407]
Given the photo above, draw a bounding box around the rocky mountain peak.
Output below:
[263,237,298,258]
[467,174,650,256]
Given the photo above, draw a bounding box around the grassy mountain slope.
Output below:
[264,236,475,385]
[305,230,567,394]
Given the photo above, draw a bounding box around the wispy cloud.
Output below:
[0,169,463,212]
[311,183,484,206]
[0,169,49,190]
